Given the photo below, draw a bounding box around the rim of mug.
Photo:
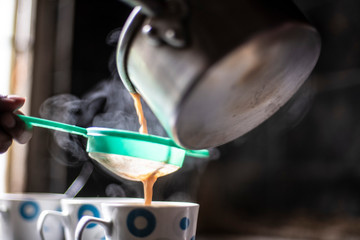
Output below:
[0,193,65,200]
[61,197,143,204]
[102,201,199,208]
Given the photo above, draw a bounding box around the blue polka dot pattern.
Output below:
[127,208,156,237]
[19,201,40,221]
[190,236,196,240]
[78,204,100,229]
[179,217,190,230]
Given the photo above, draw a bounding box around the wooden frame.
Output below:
[7,0,74,193]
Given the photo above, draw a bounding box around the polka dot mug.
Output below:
[0,193,64,240]
[37,197,143,240]
[75,201,199,240]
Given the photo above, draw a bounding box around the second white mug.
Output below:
[76,201,199,240]
[38,197,143,240]
[0,193,65,240]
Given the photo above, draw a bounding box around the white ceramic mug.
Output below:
[38,197,143,240]
[75,201,199,240]
[0,193,65,240]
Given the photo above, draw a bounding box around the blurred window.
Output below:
[0,0,17,193]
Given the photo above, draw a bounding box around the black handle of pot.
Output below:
[116,6,144,93]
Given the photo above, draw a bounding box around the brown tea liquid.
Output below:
[130,93,148,134]
[131,92,157,205]
[141,173,158,205]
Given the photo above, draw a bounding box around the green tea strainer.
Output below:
[18,115,209,181]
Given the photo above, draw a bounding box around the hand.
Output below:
[0,95,32,153]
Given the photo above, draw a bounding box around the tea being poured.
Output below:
[130,92,167,205]
[130,93,148,134]
[18,94,208,205]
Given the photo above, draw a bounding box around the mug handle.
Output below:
[0,204,8,214]
[75,216,112,240]
[37,210,66,240]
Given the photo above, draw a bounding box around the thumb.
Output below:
[0,95,25,112]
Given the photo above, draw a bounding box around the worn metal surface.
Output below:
[124,0,321,149]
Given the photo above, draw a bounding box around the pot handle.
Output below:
[116,6,144,93]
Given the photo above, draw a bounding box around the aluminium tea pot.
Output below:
[116,0,321,149]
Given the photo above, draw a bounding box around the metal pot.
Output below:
[117,0,321,149]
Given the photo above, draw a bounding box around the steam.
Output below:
[105,183,126,197]
[39,79,167,164]
[37,24,212,198]
[39,77,173,197]
[38,75,312,200]
[39,27,167,162]
[39,94,86,163]
[37,24,213,199]
[83,79,166,135]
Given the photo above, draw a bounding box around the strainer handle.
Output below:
[18,115,88,137]
[185,149,209,158]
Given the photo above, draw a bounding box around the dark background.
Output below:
[46,0,360,238]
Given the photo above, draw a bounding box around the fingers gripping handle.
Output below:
[75,216,112,240]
